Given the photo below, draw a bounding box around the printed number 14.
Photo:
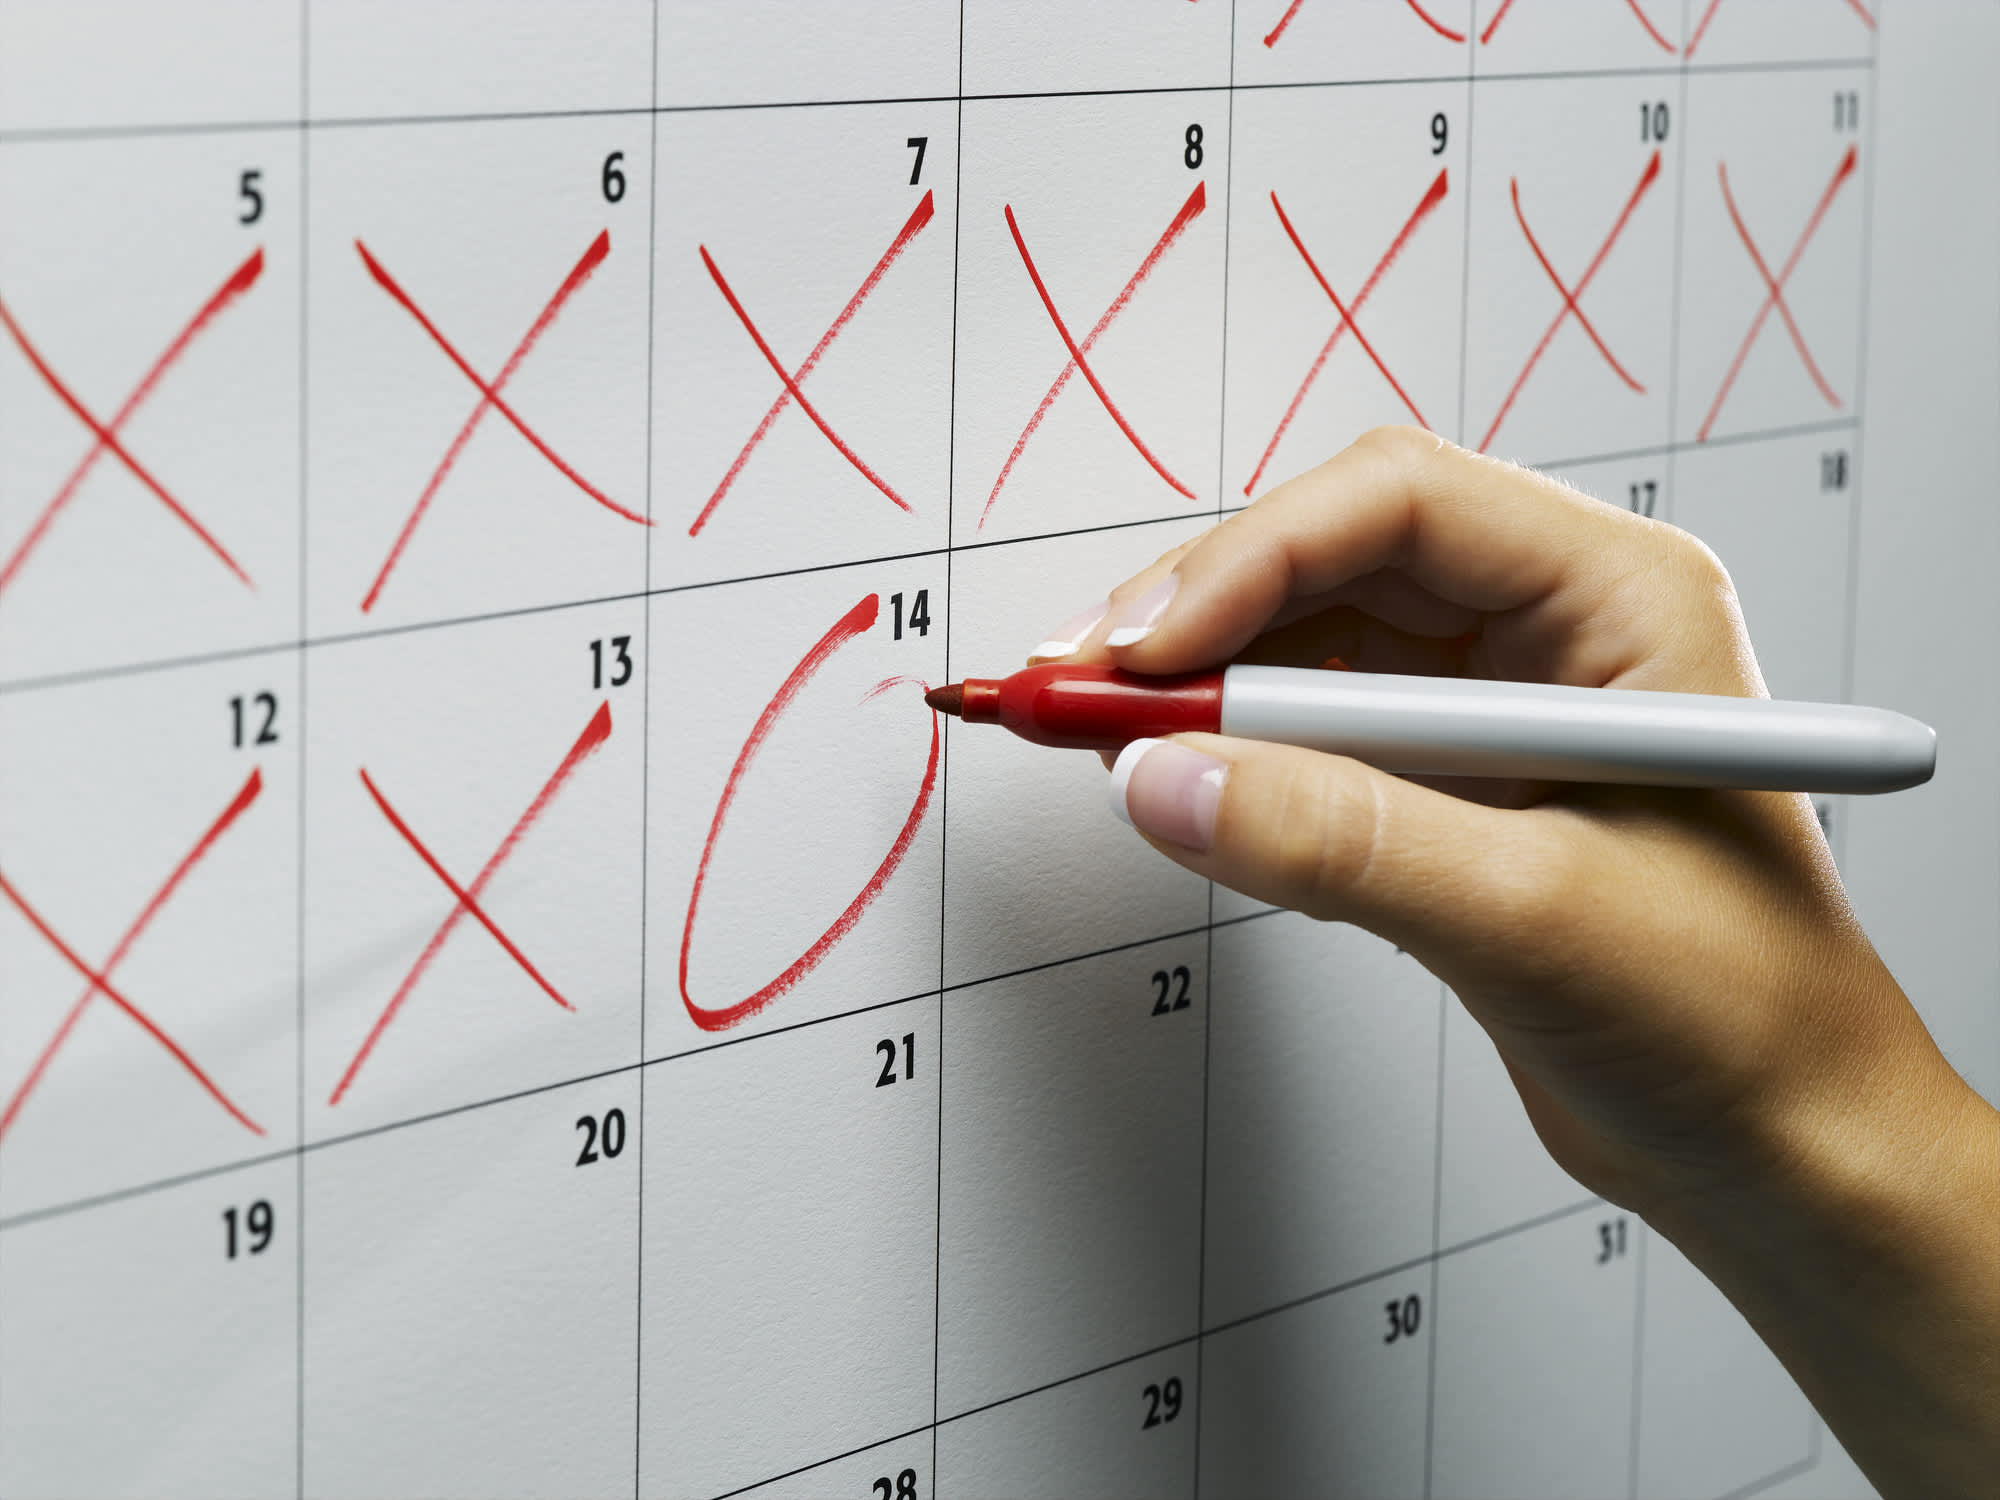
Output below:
[890,590,930,640]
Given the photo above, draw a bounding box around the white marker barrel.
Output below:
[1218,666,1936,794]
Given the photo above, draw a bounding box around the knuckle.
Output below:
[1350,423,1443,478]
[1255,757,1385,917]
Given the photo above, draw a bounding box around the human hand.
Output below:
[1043,428,1996,1496]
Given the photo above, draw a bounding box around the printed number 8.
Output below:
[1184,123,1204,170]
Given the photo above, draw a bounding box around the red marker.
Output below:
[925,662,1935,795]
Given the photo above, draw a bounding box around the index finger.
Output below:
[1092,427,1684,680]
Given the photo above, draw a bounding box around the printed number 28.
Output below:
[872,1470,917,1500]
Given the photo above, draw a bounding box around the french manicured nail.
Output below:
[1104,573,1179,648]
[1108,738,1227,852]
[1028,599,1109,662]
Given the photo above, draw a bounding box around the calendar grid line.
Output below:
[1187,7,1241,1487]
[1718,1450,1822,1500]
[1425,14,1478,1493]
[630,2,665,1491]
[291,5,313,1491]
[929,8,969,1476]
[0,53,1879,150]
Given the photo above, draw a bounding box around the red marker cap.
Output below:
[942,663,1223,751]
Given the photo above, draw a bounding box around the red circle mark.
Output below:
[679,593,939,1033]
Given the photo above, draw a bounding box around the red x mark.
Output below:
[691,191,936,537]
[980,182,1207,531]
[0,251,263,600]
[679,594,938,1033]
[1481,0,1677,52]
[0,769,265,1144]
[328,701,613,1105]
[1686,0,1873,59]
[354,233,651,615]
[1697,145,1858,442]
[1478,150,1662,454]
[1262,0,1465,47]
[1245,169,1450,497]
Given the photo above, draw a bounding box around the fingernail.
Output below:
[1028,599,1109,663]
[1108,738,1227,852]
[1104,574,1179,648]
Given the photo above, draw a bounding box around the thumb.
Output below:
[1109,733,1578,981]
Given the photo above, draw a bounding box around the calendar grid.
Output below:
[0,7,1878,1493]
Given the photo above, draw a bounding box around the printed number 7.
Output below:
[906,136,929,186]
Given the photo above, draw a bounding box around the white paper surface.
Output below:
[2,4,1987,1498]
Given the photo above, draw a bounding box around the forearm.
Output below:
[1653,1025,1999,1499]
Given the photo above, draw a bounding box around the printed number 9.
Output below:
[1430,113,1448,155]
[1184,123,1204,170]
[602,151,626,203]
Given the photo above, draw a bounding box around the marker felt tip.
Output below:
[925,663,1937,795]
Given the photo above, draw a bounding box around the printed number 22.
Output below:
[1151,965,1192,1016]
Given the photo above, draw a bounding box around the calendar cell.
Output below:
[937,939,1205,1418]
[1674,430,1855,705]
[305,116,652,636]
[1430,1207,1640,1500]
[1233,0,1474,89]
[652,102,957,591]
[1204,913,1442,1328]
[1437,994,1593,1248]
[953,92,1228,543]
[935,1345,1198,1499]
[301,1077,640,1499]
[0,656,298,1218]
[1462,75,1680,467]
[302,604,644,1139]
[960,0,1229,97]
[1636,1234,1815,1500]
[1676,70,1869,447]
[658,0,960,110]
[942,518,1210,987]
[1225,81,1471,492]
[1197,1274,1431,1497]
[640,998,940,1499]
[308,0,653,120]
[0,131,300,682]
[648,560,946,1051]
[0,1156,297,1500]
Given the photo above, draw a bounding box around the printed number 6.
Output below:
[602,151,626,203]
